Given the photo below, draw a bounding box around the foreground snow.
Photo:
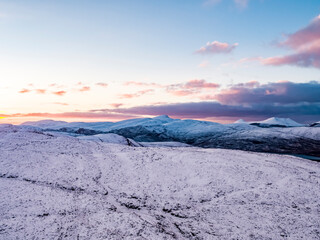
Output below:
[0,127,319,239]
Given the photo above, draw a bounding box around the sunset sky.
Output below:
[1,0,320,124]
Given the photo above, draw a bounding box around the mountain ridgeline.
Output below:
[22,116,320,157]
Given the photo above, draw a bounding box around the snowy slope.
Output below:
[77,134,142,147]
[0,126,320,239]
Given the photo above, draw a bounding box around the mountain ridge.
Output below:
[16,116,320,156]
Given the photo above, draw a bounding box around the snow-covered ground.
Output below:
[0,125,319,239]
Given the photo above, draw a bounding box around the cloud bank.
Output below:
[205,81,320,104]
[95,80,320,123]
[9,81,320,123]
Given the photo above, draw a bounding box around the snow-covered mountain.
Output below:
[250,117,305,127]
[20,116,320,156]
[0,126,319,239]
[21,115,178,132]
[234,119,248,124]
[22,116,305,131]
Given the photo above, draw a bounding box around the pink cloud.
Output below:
[35,89,46,94]
[19,88,31,93]
[53,102,69,106]
[110,103,123,108]
[261,15,320,69]
[166,79,220,97]
[280,15,320,49]
[79,86,91,92]
[96,82,108,87]
[184,79,220,89]
[234,0,248,8]
[195,41,238,54]
[49,83,65,88]
[119,89,154,99]
[232,80,260,88]
[198,60,209,68]
[124,81,162,88]
[169,90,195,96]
[52,91,66,96]
[2,112,138,122]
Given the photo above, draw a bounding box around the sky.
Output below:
[0,0,320,124]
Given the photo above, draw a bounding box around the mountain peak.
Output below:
[259,117,303,127]
[234,119,247,124]
[153,115,171,120]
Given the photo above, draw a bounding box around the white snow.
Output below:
[0,126,319,239]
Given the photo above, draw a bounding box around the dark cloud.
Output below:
[94,81,320,123]
[205,81,320,104]
[102,101,319,122]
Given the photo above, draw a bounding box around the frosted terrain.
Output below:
[0,125,320,239]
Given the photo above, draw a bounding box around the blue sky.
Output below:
[0,0,320,123]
